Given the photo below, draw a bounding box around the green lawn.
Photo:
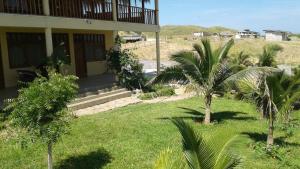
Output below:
[1,97,300,169]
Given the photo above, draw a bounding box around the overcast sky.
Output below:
[158,0,300,33]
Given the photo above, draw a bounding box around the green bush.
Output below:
[139,85,175,100]
[107,37,146,90]
[5,70,78,169]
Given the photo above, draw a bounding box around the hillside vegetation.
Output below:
[143,25,237,38]
[130,38,300,65]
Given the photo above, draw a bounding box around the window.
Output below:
[52,33,70,55]
[84,35,106,62]
[74,34,106,62]
[7,33,46,68]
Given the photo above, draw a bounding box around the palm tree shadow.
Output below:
[55,148,112,169]
[242,132,300,147]
[212,111,257,122]
[157,107,204,123]
[157,108,256,123]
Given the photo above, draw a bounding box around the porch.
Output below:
[0,73,122,108]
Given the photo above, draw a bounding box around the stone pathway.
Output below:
[73,96,141,117]
[74,87,196,117]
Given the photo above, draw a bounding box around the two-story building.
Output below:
[0,0,160,89]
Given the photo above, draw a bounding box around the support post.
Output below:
[112,0,117,21]
[45,27,53,57]
[156,32,160,74]
[155,0,160,74]
[155,0,159,25]
[42,0,50,16]
[112,0,118,44]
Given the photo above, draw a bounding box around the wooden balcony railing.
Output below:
[0,0,157,25]
[117,5,156,25]
[49,0,113,20]
[0,0,43,15]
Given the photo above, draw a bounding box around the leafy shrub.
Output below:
[108,36,146,90]
[118,50,146,90]
[5,70,78,168]
[139,84,175,100]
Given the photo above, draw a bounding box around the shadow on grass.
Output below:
[55,148,112,169]
[158,107,256,123]
[213,111,257,122]
[242,132,300,147]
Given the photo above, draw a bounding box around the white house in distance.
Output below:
[264,30,289,41]
[235,29,259,39]
[193,32,211,38]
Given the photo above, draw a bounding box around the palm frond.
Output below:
[154,148,185,169]
[224,67,280,94]
[217,39,234,61]
[172,119,241,169]
[149,66,187,85]
[170,51,203,84]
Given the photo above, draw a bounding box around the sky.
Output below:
[157,0,300,33]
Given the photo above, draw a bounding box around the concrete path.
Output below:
[73,87,195,117]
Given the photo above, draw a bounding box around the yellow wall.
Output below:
[0,28,114,88]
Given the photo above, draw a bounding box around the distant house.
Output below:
[193,32,211,38]
[235,29,259,39]
[264,30,289,41]
[219,32,235,38]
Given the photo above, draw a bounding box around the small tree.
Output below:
[5,70,78,169]
[151,39,236,124]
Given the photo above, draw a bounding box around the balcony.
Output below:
[0,0,157,25]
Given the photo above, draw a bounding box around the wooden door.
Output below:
[0,43,4,89]
[74,35,87,78]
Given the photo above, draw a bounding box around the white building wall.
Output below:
[265,32,284,41]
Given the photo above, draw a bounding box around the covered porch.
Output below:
[0,73,118,108]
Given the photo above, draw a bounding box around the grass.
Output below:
[132,38,300,66]
[144,25,237,38]
[1,97,300,169]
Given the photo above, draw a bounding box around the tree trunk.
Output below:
[204,94,212,124]
[267,116,274,146]
[267,99,274,147]
[48,143,53,169]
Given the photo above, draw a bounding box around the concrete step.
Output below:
[78,83,119,97]
[73,88,128,104]
[68,90,132,111]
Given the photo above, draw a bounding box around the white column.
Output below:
[45,28,53,57]
[42,0,50,16]
[155,0,160,74]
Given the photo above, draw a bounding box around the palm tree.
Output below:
[151,39,235,124]
[231,51,253,67]
[265,71,300,123]
[224,67,290,146]
[154,119,240,169]
[258,44,283,67]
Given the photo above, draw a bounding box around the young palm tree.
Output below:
[231,51,253,67]
[258,44,283,67]
[224,67,296,146]
[154,119,240,169]
[151,39,235,124]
